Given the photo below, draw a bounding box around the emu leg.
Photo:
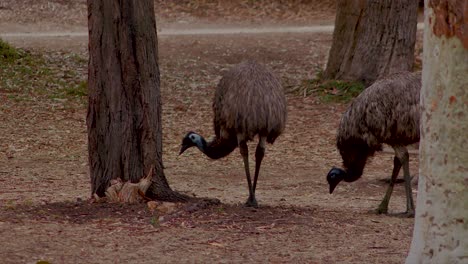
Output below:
[252,137,266,194]
[401,149,415,216]
[394,146,415,217]
[239,141,257,207]
[376,156,401,214]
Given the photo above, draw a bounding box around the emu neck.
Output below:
[340,146,370,183]
[197,136,238,160]
[343,166,364,182]
[342,155,367,182]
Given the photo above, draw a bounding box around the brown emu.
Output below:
[327,71,421,216]
[180,60,287,207]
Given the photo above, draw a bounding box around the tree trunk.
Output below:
[406,0,468,263]
[87,0,187,202]
[324,0,419,86]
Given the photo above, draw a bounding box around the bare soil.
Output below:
[0,1,421,263]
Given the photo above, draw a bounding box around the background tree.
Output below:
[324,0,419,86]
[406,0,467,262]
[87,0,186,201]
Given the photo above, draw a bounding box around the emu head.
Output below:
[327,167,346,194]
[179,131,202,155]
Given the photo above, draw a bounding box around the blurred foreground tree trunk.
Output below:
[406,0,467,263]
[324,0,418,86]
[87,0,187,201]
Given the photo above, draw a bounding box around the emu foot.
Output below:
[380,176,416,184]
[392,210,415,218]
[372,207,415,218]
[373,200,390,215]
[244,196,258,208]
[372,206,388,215]
[379,178,405,184]
[379,210,415,218]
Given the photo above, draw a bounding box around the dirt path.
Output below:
[0,23,424,38]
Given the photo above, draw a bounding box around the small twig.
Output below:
[368,246,388,249]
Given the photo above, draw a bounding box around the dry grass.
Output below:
[0,32,420,264]
[0,2,424,263]
[0,38,86,102]
[0,0,336,29]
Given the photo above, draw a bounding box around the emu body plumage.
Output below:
[180,60,287,207]
[327,71,421,216]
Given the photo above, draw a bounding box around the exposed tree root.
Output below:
[146,185,192,203]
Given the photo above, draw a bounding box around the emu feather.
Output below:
[180,60,287,207]
[327,71,421,216]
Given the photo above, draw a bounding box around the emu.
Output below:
[327,71,421,216]
[179,60,287,207]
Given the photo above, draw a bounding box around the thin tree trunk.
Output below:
[87,0,187,202]
[406,0,468,263]
[324,0,418,86]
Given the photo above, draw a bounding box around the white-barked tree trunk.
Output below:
[406,0,468,263]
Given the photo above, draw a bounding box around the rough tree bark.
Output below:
[406,0,468,263]
[87,0,187,201]
[324,0,419,86]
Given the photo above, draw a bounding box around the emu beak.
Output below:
[329,182,338,194]
[179,144,189,155]
[327,167,344,194]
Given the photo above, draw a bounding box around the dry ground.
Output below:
[0,1,422,263]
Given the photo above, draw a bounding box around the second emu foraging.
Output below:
[327,71,421,216]
[180,60,287,207]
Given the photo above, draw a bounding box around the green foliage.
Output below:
[3,200,16,210]
[0,39,21,63]
[216,206,226,213]
[150,216,159,227]
[64,81,88,97]
[290,70,365,103]
[0,38,87,101]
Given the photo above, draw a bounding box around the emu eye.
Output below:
[189,135,195,140]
